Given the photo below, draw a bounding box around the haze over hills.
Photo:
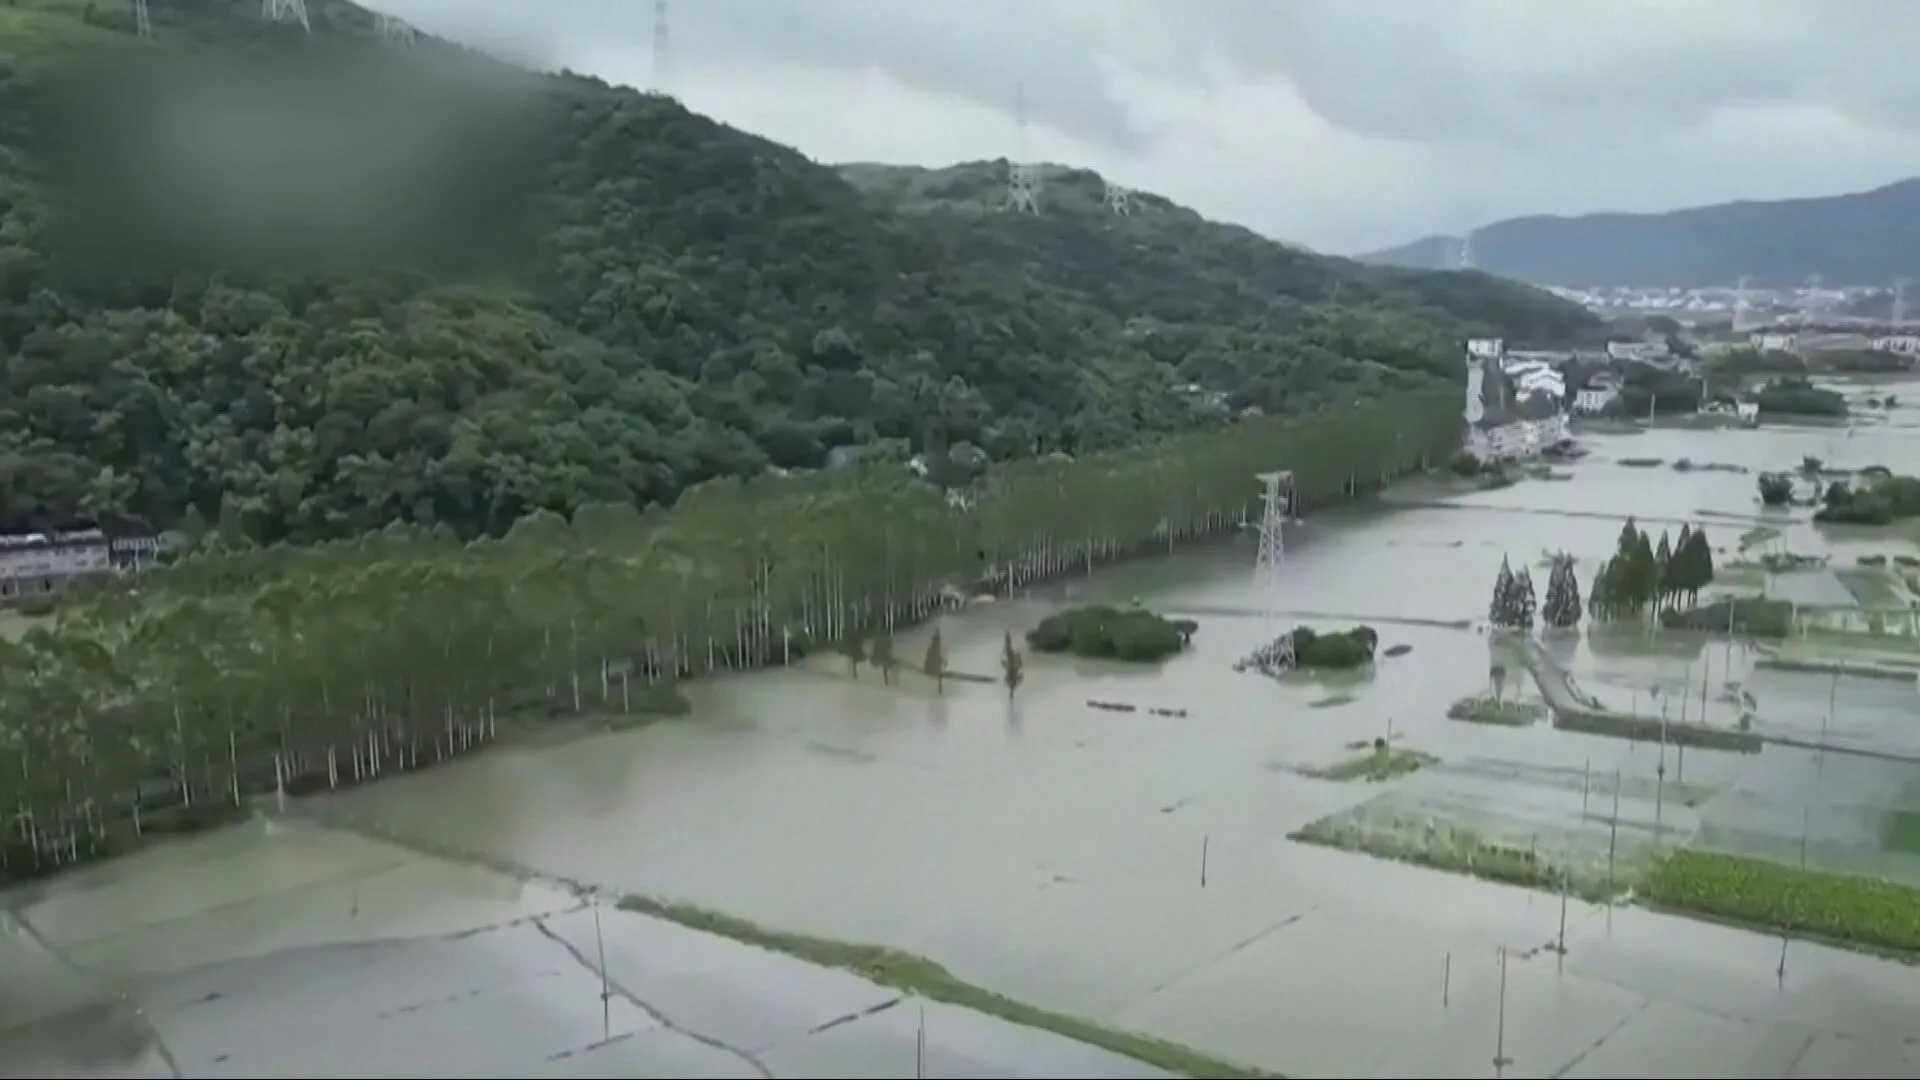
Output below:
[1362,179,1920,289]
[0,0,1595,541]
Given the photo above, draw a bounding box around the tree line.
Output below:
[0,389,1462,879]
[1485,521,1716,633]
[1590,520,1715,618]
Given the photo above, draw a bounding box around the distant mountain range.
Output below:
[1362,179,1920,289]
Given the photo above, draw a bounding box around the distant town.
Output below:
[1462,316,1916,468]
[1548,280,1913,329]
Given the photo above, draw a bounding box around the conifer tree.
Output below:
[870,628,897,685]
[1683,527,1715,600]
[1512,566,1538,628]
[1655,530,1674,607]
[1489,557,1517,627]
[923,626,947,695]
[1589,558,1614,620]
[1543,556,1583,629]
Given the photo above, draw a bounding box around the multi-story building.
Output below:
[1463,340,1567,463]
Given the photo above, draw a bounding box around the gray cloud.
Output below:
[372,0,1920,252]
[381,0,1920,149]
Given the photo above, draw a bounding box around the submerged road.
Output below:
[0,823,1176,1079]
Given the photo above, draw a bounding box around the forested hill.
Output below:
[1362,178,1920,288]
[839,161,1600,415]
[0,2,1587,545]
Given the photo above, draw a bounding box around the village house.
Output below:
[1870,334,1920,355]
[1572,374,1622,415]
[0,526,160,602]
[1605,340,1670,364]
[1464,339,1567,463]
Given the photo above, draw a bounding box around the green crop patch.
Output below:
[1643,850,1920,954]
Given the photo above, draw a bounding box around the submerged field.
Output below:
[15,400,1920,1076]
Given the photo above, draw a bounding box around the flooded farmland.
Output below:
[13,392,1920,1077]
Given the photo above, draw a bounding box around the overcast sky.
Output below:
[374,0,1920,254]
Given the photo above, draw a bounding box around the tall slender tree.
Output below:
[923,627,948,695]
[1001,631,1024,699]
[1489,557,1518,627]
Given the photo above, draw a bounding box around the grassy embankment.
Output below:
[617,895,1282,1078]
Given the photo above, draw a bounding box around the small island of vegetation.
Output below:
[1026,605,1198,662]
[1755,377,1848,419]
[1814,475,1920,526]
[1283,626,1380,669]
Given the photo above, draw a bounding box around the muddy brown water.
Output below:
[13,397,1920,1077]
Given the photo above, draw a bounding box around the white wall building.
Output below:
[1573,386,1619,415]
[0,529,111,599]
[1751,331,1796,353]
[1606,340,1669,363]
[1463,340,1567,464]
[1870,335,1920,355]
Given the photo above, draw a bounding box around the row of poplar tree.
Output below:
[1486,518,1717,631]
[0,388,1464,874]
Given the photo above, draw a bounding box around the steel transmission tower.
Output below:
[1894,279,1909,327]
[1103,181,1133,216]
[1733,275,1752,333]
[377,13,415,45]
[132,0,151,37]
[262,0,310,31]
[651,0,671,94]
[1456,230,1476,270]
[1005,82,1041,214]
[1254,471,1295,667]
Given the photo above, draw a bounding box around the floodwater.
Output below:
[14,387,1920,1077]
[1,821,1174,1078]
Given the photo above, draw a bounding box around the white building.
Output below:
[1870,335,1920,355]
[1463,341,1567,463]
[1751,331,1796,353]
[1606,340,1669,363]
[0,529,111,599]
[1572,386,1620,415]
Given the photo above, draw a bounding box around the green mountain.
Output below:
[841,162,1598,418]
[1362,179,1920,288]
[0,0,1592,543]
